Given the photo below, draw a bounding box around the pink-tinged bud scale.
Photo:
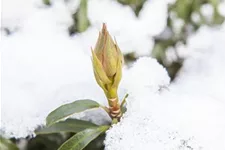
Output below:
[91,23,123,120]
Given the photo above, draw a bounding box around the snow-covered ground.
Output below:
[1,0,225,149]
[105,25,225,150]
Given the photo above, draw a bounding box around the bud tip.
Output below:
[102,23,107,33]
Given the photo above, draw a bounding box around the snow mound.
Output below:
[105,24,225,150]
[105,58,202,150]
[105,111,202,150]
[173,24,225,101]
[0,2,104,137]
[120,57,170,111]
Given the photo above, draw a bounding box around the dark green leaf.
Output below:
[46,100,100,126]
[84,133,106,150]
[26,133,65,150]
[36,119,98,135]
[0,136,19,150]
[58,126,109,150]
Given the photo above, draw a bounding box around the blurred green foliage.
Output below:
[69,0,90,35]
[0,136,19,150]
[27,133,66,150]
[43,0,51,6]
[26,132,105,150]
[117,0,147,16]
[151,0,224,80]
[118,0,223,79]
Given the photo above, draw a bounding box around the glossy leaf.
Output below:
[0,136,19,150]
[46,100,100,126]
[58,126,109,150]
[35,119,98,135]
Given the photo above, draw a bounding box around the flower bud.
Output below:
[91,23,123,91]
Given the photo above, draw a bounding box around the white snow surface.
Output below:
[1,0,225,150]
[1,0,169,137]
[104,24,225,150]
[2,0,169,56]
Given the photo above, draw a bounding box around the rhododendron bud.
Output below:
[91,23,124,119]
[91,23,123,91]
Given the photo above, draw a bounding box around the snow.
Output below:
[138,0,168,36]
[172,24,225,101]
[1,0,103,137]
[200,4,214,21]
[87,0,169,56]
[219,1,225,17]
[191,12,201,24]
[105,111,202,150]
[1,0,169,137]
[105,24,225,150]
[1,0,225,149]
[170,24,225,149]
[121,57,170,99]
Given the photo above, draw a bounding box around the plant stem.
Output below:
[112,118,119,124]
[106,88,122,119]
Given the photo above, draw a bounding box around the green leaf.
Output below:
[69,0,90,34]
[46,100,100,126]
[36,119,98,135]
[0,136,19,150]
[121,106,127,114]
[76,0,90,33]
[43,0,51,6]
[58,126,109,150]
